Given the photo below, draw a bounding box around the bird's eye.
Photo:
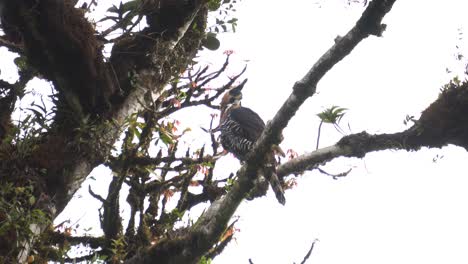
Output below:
[229,97,236,103]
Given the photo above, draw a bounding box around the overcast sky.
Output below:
[7,0,465,263]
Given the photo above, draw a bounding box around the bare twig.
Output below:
[0,36,23,53]
[300,239,319,264]
[316,121,323,150]
[317,167,352,180]
[88,185,106,203]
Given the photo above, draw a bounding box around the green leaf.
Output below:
[317,106,348,124]
[202,33,221,51]
[145,167,156,175]
[120,0,139,13]
[15,187,25,194]
[107,4,119,13]
[14,56,28,71]
[159,129,174,146]
[207,0,221,11]
[201,161,214,168]
[199,256,212,264]
[133,126,141,139]
[28,196,36,206]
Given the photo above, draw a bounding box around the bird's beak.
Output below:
[230,78,248,96]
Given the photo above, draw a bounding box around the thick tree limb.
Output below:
[250,0,396,164]
[55,1,207,215]
[47,231,105,249]
[277,131,408,177]
[278,79,468,177]
[0,36,23,53]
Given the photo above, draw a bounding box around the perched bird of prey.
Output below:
[216,80,286,205]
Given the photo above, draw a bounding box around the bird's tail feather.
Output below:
[263,154,286,205]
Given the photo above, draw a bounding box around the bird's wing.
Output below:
[229,107,266,141]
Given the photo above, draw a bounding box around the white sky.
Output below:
[3,0,468,263]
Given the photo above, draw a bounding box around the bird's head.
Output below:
[220,79,248,112]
